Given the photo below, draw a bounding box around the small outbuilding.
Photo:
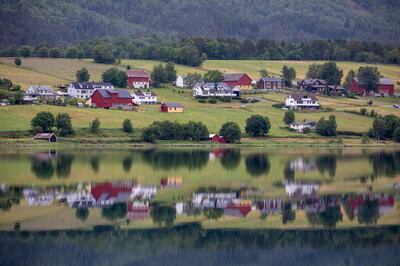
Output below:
[209,134,226,143]
[33,133,57,142]
[160,102,184,113]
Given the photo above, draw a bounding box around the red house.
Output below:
[91,89,133,110]
[223,73,252,89]
[209,134,226,144]
[127,69,150,89]
[350,77,394,96]
[91,182,134,206]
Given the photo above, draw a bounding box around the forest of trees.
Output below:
[1,37,400,67]
[1,0,400,48]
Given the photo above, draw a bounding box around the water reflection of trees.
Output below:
[142,150,209,170]
[369,151,400,178]
[245,154,270,177]
[0,187,23,211]
[315,155,337,178]
[203,208,224,220]
[75,208,89,222]
[357,199,380,225]
[101,203,127,220]
[122,157,133,173]
[30,152,74,179]
[150,204,176,227]
[220,149,241,170]
[282,202,295,224]
[90,156,100,173]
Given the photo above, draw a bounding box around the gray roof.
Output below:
[353,77,394,86]
[71,82,113,90]
[194,82,238,93]
[289,92,318,101]
[259,77,283,82]
[299,79,327,85]
[96,89,132,99]
[223,73,249,82]
[163,102,183,108]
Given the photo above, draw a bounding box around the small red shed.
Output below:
[209,134,226,143]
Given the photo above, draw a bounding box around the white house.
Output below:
[290,120,317,132]
[176,75,187,88]
[67,82,114,99]
[131,90,158,104]
[192,82,241,98]
[23,85,57,103]
[285,92,320,110]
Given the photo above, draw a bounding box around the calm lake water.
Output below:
[0,147,399,265]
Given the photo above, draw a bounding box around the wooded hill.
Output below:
[1,0,400,47]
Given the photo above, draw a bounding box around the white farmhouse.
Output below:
[192,82,241,98]
[23,85,57,103]
[290,120,317,132]
[67,82,114,99]
[131,90,158,104]
[285,92,320,110]
[176,75,187,88]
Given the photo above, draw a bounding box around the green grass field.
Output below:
[0,87,399,135]
[1,57,399,90]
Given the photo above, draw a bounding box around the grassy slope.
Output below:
[1,58,399,90]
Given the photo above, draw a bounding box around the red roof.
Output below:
[127,69,149,78]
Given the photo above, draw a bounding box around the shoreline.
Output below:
[0,136,399,149]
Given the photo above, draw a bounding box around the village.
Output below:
[8,62,397,144]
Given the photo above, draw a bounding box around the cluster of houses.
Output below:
[19,180,395,222]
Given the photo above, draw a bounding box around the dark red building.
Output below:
[223,73,252,88]
[350,77,394,96]
[127,69,150,89]
[209,134,226,144]
[91,89,133,110]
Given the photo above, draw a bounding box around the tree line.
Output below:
[2,37,400,67]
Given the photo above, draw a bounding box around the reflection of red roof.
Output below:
[348,194,394,212]
[126,204,149,220]
[91,183,133,201]
[224,204,251,217]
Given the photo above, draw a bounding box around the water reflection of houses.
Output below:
[192,192,238,208]
[126,201,150,221]
[345,194,395,216]
[224,199,252,217]
[285,182,319,198]
[256,198,283,215]
[289,158,317,172]
[160,176,183,189]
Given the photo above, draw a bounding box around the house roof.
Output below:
[163,102,183,108]
[194,82,239,93]
[96,89,132,99]
[33,133,56,139]
[91,183,133,202]
[291,120,317,126]
[223,73,249,82]
[133,90,157,97]
[224,204,252,217]
[259,77,283,82]
[353,77,394,86]
[27,85,54,94]
[127,69,149,78]
[70,82,113,90]
[299,79,327,85]
[289,92,318,101]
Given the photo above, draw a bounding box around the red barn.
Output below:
[209,134,226,143]
[91,89,133,110]
[127,69,150,89]
[350,77,394,96]
[223,73,252,89]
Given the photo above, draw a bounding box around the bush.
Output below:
[198,99,206,103]
[55,113,74,137]
[361,133,369,144]
[245,115,271,137]
[316,115,337,136]
[90,118,100,134]
[360,108,368,115]
[240,98,249,103]
[67,98,78,106]
[14,58,21,66]
[302,127,311,134]
[122,119,133,133]
[283,110,295,125]
[208,98,217,104]
[367,100,373,105]
[219,121,241,143]
[218,97,232,102]
[393,127,400,142]
[250,98,260,103]
[142,125,160,143]
[272,103,285,109]
[31,112,54,133]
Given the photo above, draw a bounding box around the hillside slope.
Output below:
[1,0,400,47]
